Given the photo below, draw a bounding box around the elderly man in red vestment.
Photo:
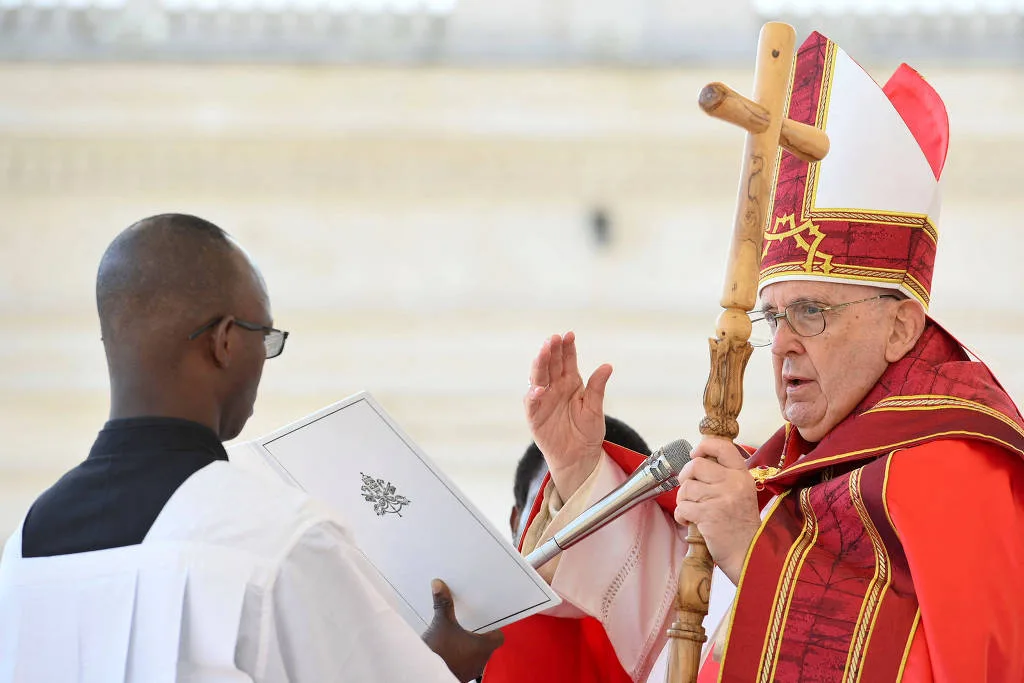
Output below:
[484,31,1024,683]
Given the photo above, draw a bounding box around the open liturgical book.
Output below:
[227,391,561,635]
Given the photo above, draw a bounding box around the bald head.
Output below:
[97,214,272,439]
[97,214,257,349]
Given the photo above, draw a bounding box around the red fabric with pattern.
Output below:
[761,32,946,305]
[721,460,919,681]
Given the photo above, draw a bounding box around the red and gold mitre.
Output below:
[759,32,950,309]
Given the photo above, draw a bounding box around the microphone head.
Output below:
[657,438,692,476]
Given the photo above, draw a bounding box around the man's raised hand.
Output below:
[524,332,612,499]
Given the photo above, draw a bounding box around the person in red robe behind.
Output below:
[485,30,1024,683]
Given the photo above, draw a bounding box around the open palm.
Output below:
[524,332,613,499]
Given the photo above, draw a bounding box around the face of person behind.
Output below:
[760,280,899,444]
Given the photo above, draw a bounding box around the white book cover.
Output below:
[228,391,560,635]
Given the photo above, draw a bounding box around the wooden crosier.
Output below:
[664,22,830,683]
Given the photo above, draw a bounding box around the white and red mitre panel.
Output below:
[759,32,949,309]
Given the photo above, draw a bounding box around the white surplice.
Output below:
[0,460,458,683]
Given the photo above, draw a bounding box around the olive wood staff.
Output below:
[664,21,830,683]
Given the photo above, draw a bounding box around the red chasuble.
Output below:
[717,322,1024,682]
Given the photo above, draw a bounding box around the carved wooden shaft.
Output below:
[665,22,798,683]
[666,334,754,683]
[665,526,715,683]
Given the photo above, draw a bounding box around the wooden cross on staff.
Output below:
[663,22,829,683]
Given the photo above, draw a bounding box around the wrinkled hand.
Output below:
[673,438,761,585]
[524,332,612,499]
[422,579,504,682]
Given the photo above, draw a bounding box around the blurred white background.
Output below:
[1,0,1022,544]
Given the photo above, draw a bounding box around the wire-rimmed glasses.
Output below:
[747,294,899,348]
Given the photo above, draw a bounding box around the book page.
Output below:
[246,391,560,634]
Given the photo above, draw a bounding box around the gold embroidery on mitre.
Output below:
[763,214,834,275]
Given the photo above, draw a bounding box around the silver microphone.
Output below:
[525,439,692,569]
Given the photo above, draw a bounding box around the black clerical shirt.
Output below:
[21,417,228,558]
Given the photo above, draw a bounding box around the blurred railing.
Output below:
[0,0,1022,64]
[0,0,456,61]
